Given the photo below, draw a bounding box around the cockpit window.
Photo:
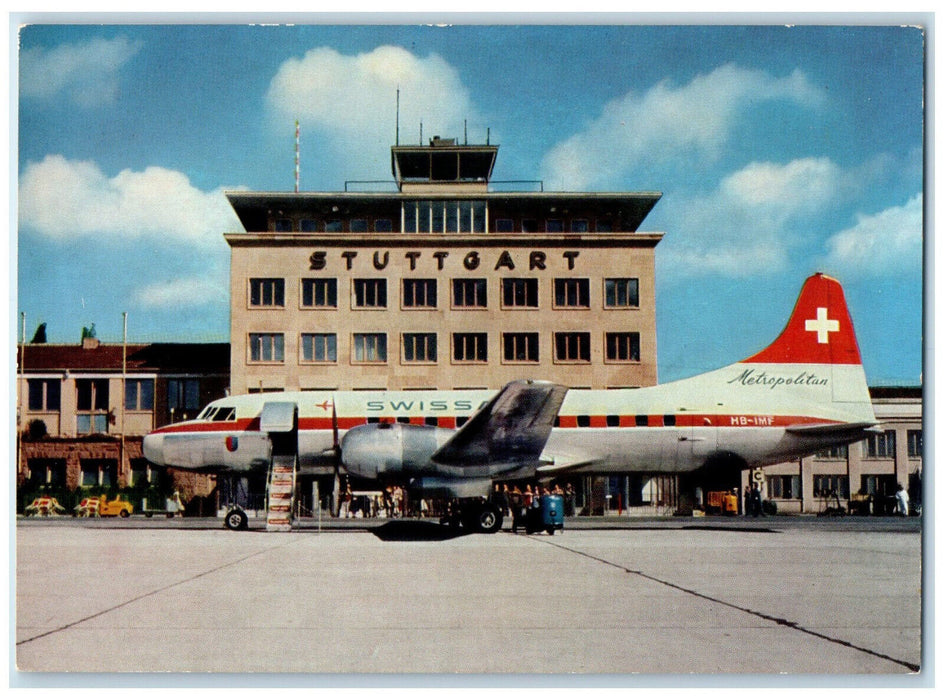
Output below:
[201,406,237,421]
[217,407,236,421]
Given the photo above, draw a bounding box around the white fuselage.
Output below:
[145,359,876,479]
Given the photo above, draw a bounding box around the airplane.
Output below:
[143,273,877,532]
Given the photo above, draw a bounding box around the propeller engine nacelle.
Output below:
[339,422,455,480]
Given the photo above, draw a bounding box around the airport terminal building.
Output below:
[225,137,663,395]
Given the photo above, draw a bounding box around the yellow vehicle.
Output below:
[94,496,134,517]
[706,491,739,516]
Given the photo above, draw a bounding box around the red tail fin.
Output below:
[743,273,862,365]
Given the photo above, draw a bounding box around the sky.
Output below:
[14,22,925,385]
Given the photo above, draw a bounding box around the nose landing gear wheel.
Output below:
[224,508,249,531]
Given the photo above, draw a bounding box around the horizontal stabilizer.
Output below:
[432,379,568,469]
[785,421,877,435]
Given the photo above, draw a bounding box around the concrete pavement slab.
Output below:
[15,519,922,676]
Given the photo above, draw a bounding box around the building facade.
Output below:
[753,387,923,515]
[226,138,663,394]
[16,338,229,512]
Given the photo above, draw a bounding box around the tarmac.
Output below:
[14,515,924,680]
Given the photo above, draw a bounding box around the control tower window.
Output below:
[402,201,487,234]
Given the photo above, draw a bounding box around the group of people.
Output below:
[742,484,765,517]
[490,482,577,517]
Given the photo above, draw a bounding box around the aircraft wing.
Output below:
[432,379,568,470]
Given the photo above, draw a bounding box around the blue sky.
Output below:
[15,23,925,385]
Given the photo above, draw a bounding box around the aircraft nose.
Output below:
[142,433,164,466]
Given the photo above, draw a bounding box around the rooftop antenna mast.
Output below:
[395,87,400,146]
[294,119,300,193]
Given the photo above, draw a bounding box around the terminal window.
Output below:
[503,332,539,363]
[605,332,641,362]
[814,475,849,499]
[554,278,590,308]
[453,279,487,308]
[124,378,154,411]
[27,378,61,411]
[403,333,437,363]
[353,333,387,363]
[768,475,800,499]
[76,378,109,434]
[301,278,338,308]
[453,332,488,362]
[250,278,285,308]
[502,278,539,308]
[605,278,639,308]
[167,378,200,412]
[403,279,438,308]
[866,430,896,458]
[815,444,848,459]
[301,333,337,363]
[249,333,285,363]
[353,279,387,308]
[554,332,591,362]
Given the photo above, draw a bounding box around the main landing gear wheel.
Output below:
[224,508,249,531]
[470,503,503,534]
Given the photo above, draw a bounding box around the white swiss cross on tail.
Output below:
[742,273,862,365]
[805,307,839,344]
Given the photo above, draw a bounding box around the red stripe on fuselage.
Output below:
[152,413,838,434]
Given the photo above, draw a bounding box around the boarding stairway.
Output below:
[266,455,297,531]
[260,400,300,532]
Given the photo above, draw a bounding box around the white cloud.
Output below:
[131,275,229,310]
[20,36,141,107]
[822,194,924,278]
[540,64,823,190]
[267,45,479,158]
[659,157,842,279]
[19,155,244,245]
[720,157,840,212]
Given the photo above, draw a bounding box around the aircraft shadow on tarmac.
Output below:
[370,520,470,542]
